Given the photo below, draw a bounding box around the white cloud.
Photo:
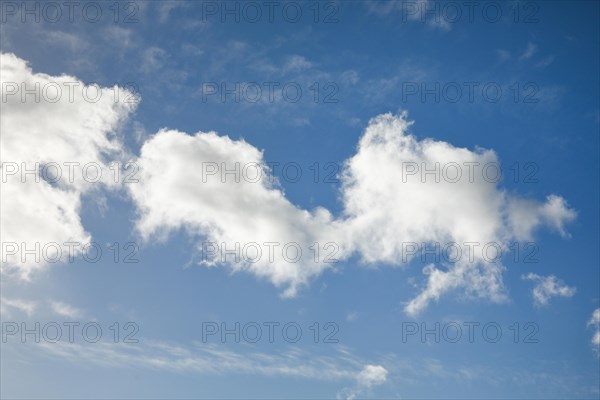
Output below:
[522,273,576,306]
[3,54,576,315]
[339,112,575,314]
[157,0,188,23]
[12,338,590,398]
[520,42,538,60]
[338,364,388,399]
[588,308,600,351]
[128,129,343,297]
[0,52,137,279]
[592,330,600,348]
[0,296,89,320]
[25,336,388,400]
[104,26,135,50]
[534,56,555,69]
[140,46,168,74]
[346,311,359,322]
[283,55,314,73]
[129,112,575,314]
[49,300,85,319]
[357,364,388,387]
[31,339,370,384]
[364,0,451,31]
[340,113,504,263]
[507,195,576,241]
[44,31,86,52]
[0,296,36,317]
[365,0,428,19]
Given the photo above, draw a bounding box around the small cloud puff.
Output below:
[522,273,576,306]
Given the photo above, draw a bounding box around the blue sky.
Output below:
[1,1,599,398]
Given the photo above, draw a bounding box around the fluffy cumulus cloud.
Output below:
[128,114,577,311]
[338,112,575,314]
[128,129,343,297]
[507,195,576,240]
[2,53,576,314]
[521,273,576,306]
[0,53,136,279]
[129,112,575,313]
[341,113,509,315]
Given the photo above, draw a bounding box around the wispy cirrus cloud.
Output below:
[0,296,36,317]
